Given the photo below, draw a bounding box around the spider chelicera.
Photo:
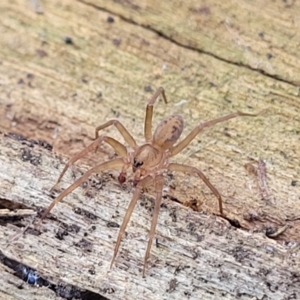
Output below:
[36,87,263,276]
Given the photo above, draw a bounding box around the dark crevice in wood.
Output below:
[0,198,31,210]
[0,250,109,300]
[223,216,242,228]
[6,132,53,151]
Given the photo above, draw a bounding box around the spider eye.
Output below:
[133,158,143,168]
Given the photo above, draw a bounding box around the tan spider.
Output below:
[37,87,263,276]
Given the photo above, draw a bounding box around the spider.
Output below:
[36,87,264,276]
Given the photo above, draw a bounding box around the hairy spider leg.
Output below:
[36,158,124,228]
[51,136,127,189]
[144,87,168,142]
[170,110,265,157]
[142,175,164,276]
[168,163,223,214]
[110,175,154,270]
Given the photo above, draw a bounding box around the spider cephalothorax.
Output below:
[36,87,264,276]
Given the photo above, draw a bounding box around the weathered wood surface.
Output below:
[1,134,299,300]
[91,0,300,85]
[0,0,299,299]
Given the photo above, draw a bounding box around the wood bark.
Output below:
[0,0,299,299]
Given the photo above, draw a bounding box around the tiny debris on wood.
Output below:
[245,158,274,203]
[73,207,98,220]
[55,223,81,240]
[107,221,119,228]
[167,278,178,293]
[63,36,73,44]
[107,16,115,23]
[266,224,289,238]
[257,159,272,202]
[74,238,93,252]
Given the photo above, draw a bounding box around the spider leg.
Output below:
[95,119,137,148]
[52,135,127,189]
[170,110,265,156]
[110,175,154,271]
[36,158,124,228]
[168,163,223,215]
[144,87,168,142]
[143,175,164,277]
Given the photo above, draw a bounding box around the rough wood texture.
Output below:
[92,0,300,86]
[1,134,299,300]
[0,0,299,299]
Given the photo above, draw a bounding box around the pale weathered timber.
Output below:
[0,134,299,300]
[87,0,300,86]
[0,0,299,299]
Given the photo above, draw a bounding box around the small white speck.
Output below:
[174,99,187,106]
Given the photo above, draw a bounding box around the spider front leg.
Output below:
[52,135,127,189]
[36,158,124,228]
[144,87,168,142]
[110,175,154,272]
[168,163,223,215]
[170,110,265,156]
[95,119,137,148]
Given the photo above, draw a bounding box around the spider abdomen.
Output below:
[153,115,184,150]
